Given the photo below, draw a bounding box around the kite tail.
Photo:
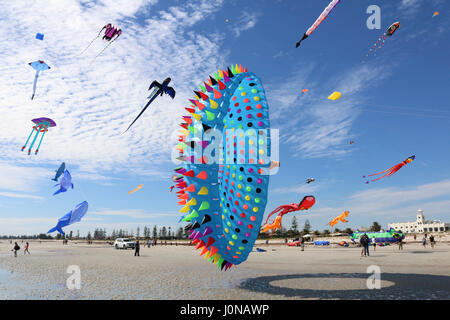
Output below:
[53,188,63,196]
[91,34,120,62]
[31,71,39,100]
[76,26,105,57]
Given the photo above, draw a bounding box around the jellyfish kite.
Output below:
[365,22,400,58]
[78,23,122,58]
[260,196,316,234]
[363,155,415,184]
[21,118,56,155]
[328,211,349,227]
[173,64,272,271]
[47,201,88,235]
[29,60,50,100]
[124,78,176,132]
[296,0,341,48]
[53,170,74,196]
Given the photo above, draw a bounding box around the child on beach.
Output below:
[422,236,427,247]
[24,242,30,255]
[12,242,20,257]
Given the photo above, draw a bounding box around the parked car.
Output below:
[113,238,135,249]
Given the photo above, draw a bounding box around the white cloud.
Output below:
[0,0,226,174]
[232,11,260,37]
[0,162,49,192]
[267,64,389,159]
[90,208,178,219]
[0,192,43,200]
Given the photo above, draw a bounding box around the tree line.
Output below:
[0,220,383,240]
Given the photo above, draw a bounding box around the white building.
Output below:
[388,209,450,234]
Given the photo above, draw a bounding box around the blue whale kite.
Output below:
[47,201,88,235]
[53,170,74,195]
[52,162,66,181]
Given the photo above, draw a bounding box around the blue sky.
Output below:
[0,0,449,236]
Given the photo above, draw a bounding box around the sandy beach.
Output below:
[0,239,449,300]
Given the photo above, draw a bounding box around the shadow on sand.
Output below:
[240,273,450,299]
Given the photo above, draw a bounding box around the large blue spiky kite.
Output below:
[173,65,271,271]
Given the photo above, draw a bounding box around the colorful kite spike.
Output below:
[173,65,272,270]
[21,118,56,155]
[328,91,341,100]
[35,33,44,40]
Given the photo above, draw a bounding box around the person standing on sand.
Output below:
[430,235,435,248]
[372,237,376,251]
[300,236,305,252]
[398,236,403,250]
[12,242,20,257]
[135,240,140,256]
[422,236,427,248]
[364,234,370,256]
[147,239,151,248]
[360,235,366,256]
[24,242,30,255]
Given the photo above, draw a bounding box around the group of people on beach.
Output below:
[359,234,374,257]
[11,242,30,257]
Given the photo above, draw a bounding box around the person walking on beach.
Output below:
[134,240,140,256]
[372,237,376,251]
[147,239,151,248]
[300,236,305,252]
[422,236,427,248]
[430,235,435,248]
[12,242,20,257]
[24,242,30,255]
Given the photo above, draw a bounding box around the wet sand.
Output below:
[0,240,449,299]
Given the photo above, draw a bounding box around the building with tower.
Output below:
[388,209,449,234]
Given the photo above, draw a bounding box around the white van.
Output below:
[113,238,135,249]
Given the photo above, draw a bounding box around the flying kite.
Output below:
[328,91,341,100]
[349,141,355,145]
[128,184,144,195]
[269,160,280,170]
[350,228,404,244]
[175,64,271,271]
[363,155,415,184]
[433,11,439,17]
[261,196,316,233]
[124,78,176,132]
[296,0,341,48]
[365,22,400,58]
[301,89,308,93]
[52,162,66,181]
[53,170,74,196]
[47,201,88,235]
[21,118,56,155]
[79,23,122,58]
[328,210,349,227]
[35,33,44,40]
[305,178,315,184]
[169,185,175,193]
[29,60,50,100]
